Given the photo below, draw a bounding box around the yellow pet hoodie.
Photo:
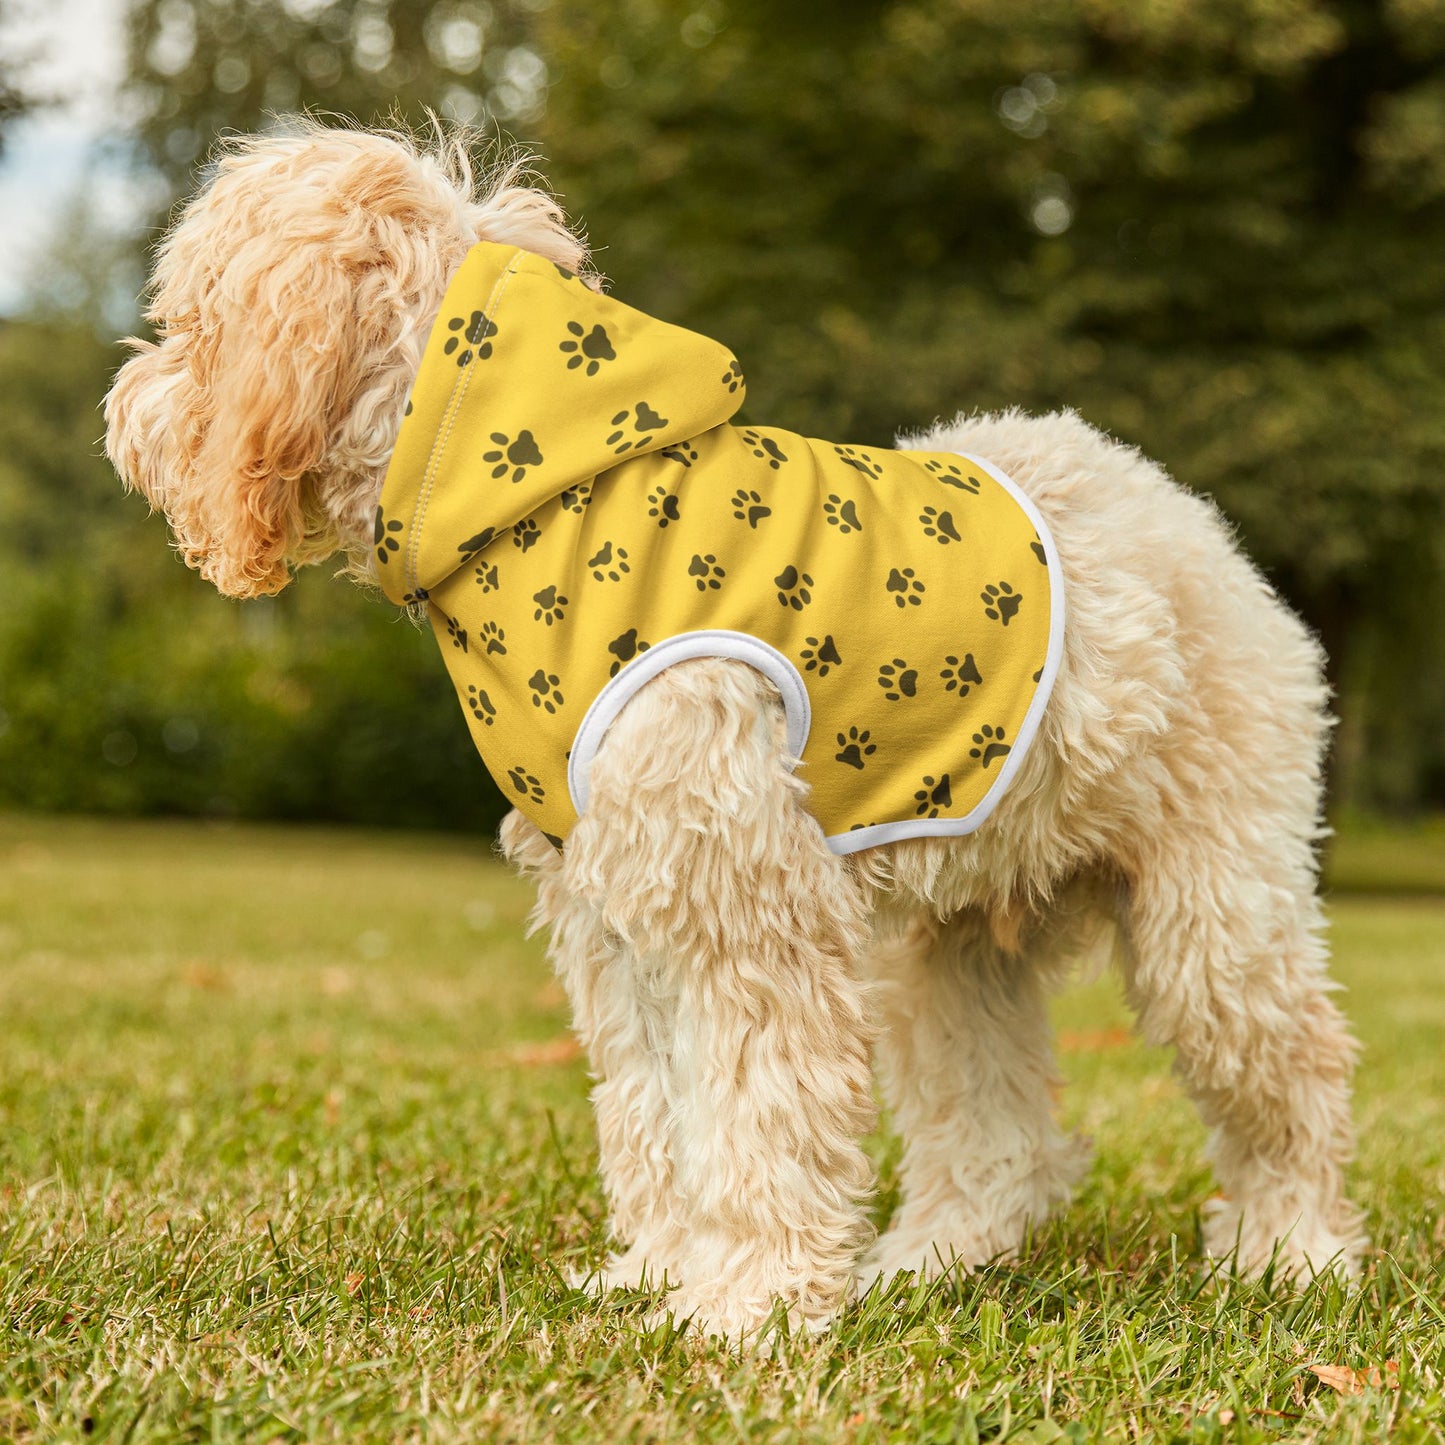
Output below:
[376,243,1063,852]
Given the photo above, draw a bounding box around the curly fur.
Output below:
[105,123,1365,1344]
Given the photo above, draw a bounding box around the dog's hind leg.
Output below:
[860,908,1089,1289]
[563,658,878,1342]
[1119,834,1364,1280]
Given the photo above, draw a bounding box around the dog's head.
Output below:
[105,122,589,598]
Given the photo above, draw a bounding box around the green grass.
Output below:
[2,812,1443,1443]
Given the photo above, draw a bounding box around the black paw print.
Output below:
[457,526,496,558]
[913,774,953,818]
[484,430,544,483]
[774,565,813,610]
[689,554,725,590]
[606,401,670,454]
[941,654,982,696]
[801,635,841,676]
[506,767,545,804]
[661,441,699,467]
[982,581,1022,626]
[444,309,497,366]
[479,621,507,656]
[466,685,496,726]
[886,567,925,607]
[834,445,881,479]
[608,628,650,677]
[920,506,962,545]
[528,669,564,713]
[741,429,787,468]
[835,728,876,769]
[532,585,568,626]
[374,507,403,566]
[401,587,429,605]
[513,520,541,552]
[721,359,745,393]
[878,659,918,701]
[559,320,615,375]
[824,495,863,534]
[587,541,630,582]
[648,487,682,527]
[1031,539,1048,565]
[970,725,1011,768]
[444,615,469,652]
[925,458,982,493]
[474,561,499,592]
[559,483,592,514]
[732,489,772,528]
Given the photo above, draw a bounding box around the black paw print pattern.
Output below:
[559,483,592,514]
[374,507,403,566]
[741,429,787,469]
[970,726,1011,767]
[660,441,699,467]
[732,489,772,528]
[444,309,496,366]
[608,628,650,677]
[835,727,876,770]
[982,581,1022,626]
[513,519,541,552]
[507,766,545,804]
[588,541,630,582]
[833,445,881,479]
[924,458,982,493]
[532,585,568,626]
[941,653,982,696]
[484,430,544,483]
[528,669,565,713]
[886,567,925,607]
[445,615,469,652]
[774,565,813,611]
[466,685,496,726]
[648,487,681,527]
[920,506,962,544]
[823,495,863,534]
[559,321,615,375]
[878,659,918,701]
[721,359,744,393]
[913,774,953,818]
[473,562,499,592]
[457,526,495,558]
[607,401,669,454]
[689,554,725,590]
[801,635,841,676]
[479,621,507,656]
[1031,539,1048,565]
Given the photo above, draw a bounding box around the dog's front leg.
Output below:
[564,659,878,1343]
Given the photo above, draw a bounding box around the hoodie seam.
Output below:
[404,249,525,598]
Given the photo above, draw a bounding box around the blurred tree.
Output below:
[11,0,1437,822]
[534,0,1445,808]
[0,0,39,152]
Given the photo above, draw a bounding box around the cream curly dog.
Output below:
[105,124,1364,1341]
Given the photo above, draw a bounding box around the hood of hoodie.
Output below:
[374,243,744,605]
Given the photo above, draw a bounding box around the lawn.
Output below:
[2,812,1443,1443]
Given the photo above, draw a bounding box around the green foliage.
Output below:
[3,0,1444,821]
[0,317,506,830]
[2,814,1444,1439]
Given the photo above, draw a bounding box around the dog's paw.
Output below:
[570,1246,674,1297]
[1202,1196,1366,1282]
[645,1287,836,1351]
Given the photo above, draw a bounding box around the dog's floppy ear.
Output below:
[176,238,357,598]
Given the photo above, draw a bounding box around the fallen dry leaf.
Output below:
[1309,1362,1399,1395]
[344,1272,365,1296]
[1057,1027,1133,1052]
[500,1036,584,1068]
